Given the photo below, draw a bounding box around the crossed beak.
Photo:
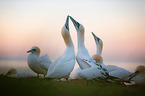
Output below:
[69,16,80,30]
[65,15,69,31]
[91,32,101,43]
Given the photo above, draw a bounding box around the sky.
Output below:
[0,0,145,62]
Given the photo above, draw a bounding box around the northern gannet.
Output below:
[91,32,131,80]
[129,65,145,85]
[91,32,109,75]
[5,68,36,78]
[27,46,52,77]
[46,16,75,81]
[70,16,108,80]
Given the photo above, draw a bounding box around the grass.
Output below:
[0,75,145,96]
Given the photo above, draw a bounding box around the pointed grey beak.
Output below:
[91,32,101,42]
[65,15,69,31]
[129,71,139,80]
[27,50,32,53]
[69,16,80,30]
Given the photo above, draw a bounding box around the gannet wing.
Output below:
[106,65,120,72]
[39,54,52,71]
[83,58,109,76]
[101,63,109,76]
[47,56,62,73]
[81,58,95,68]
[14,72,36,78]
[82,58,104,68]
[39,54,52,63]
[78,67,106,80]
[47,59,75,78]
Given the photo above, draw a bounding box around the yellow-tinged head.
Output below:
[27,46,40,56]
[69,16,85,47]
[69,16,85,35]
[129,65,145,80]
[91,32,103,55]
[135,65,145,76]
[61,15,73,47]
[92,54,103,64]
[5,68,17,76]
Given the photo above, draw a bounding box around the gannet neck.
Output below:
[61,15,73,48]
[91,32,103,55]
[76,24,85,49]
[61,26,74,47]
[96,42,103,55]
[77,31,85,48]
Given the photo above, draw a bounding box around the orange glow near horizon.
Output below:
[0,0,145,61]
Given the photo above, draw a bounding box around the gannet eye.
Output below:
[32,49,36,52]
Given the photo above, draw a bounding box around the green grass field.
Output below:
[0,75,145,96]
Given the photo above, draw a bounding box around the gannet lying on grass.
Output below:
[5,68,36,78]
[129,65,145,85]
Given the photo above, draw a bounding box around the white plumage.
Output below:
[46,16,75,80]
[130,65,145,85]
[70,16,108,80]
[5,68,36,78]
[91,32,131,80]
[106,65,131,80]
[27,46,52,77]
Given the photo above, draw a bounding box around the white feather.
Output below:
[27,53,51,75]
[106,65,131,80]
[9,72,36,78]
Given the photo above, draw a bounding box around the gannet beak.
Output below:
[27,50,32,53]
[69,16,80,30]
[65,15,69,31]
[129,71,139,80]
[91,32,100,43]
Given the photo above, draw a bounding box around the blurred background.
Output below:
[0,0,145,75]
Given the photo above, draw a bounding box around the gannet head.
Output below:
[129,65,145,80]
[69,16,85,34]
[61,15,73,47]
[92,54,103,64]
[91,32,103,48]
[5,68,17,76]
[61,15,69,36]
[27,46,40,56]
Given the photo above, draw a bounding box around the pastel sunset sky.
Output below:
[0,0,145,62]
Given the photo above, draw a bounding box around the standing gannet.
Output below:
[27,46,52,77]
[91,32,109,75]
[70,16,108,80]
[91,32,131,80]
[5,68,36,78]
[129,65,145,85]
[46,16,75,81]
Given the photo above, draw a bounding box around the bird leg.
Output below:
[43,74,46,78]
[37,73,39,78]
[58,78,61,81]
[66,78,68,82]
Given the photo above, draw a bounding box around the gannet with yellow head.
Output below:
[129,65,145,85]
[91,32,131,80]
[5,68,36,78]
[70,16,108,80]
[27,46,52,77]
[46,16,75,81]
